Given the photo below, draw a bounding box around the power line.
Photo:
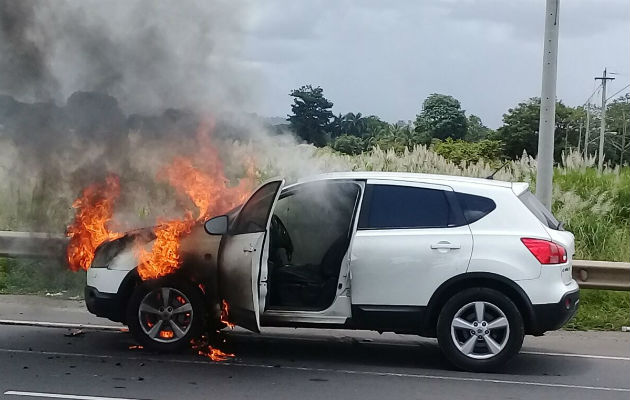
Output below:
[606,84,630,102]
[582,83,602,107]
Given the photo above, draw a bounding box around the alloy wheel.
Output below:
[137,287,194,343]
[450,301,510,360]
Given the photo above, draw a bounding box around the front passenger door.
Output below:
[218,179,284,332]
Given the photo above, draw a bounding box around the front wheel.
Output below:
[436,287,524,372]
[126,280,205,352]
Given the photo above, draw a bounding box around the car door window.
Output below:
[231,181,283,235]
[358,184,450,229]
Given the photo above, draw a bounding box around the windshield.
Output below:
[518,190,561,230]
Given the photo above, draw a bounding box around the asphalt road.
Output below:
[0,295,629,400]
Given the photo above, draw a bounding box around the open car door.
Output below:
[218,179,284,332]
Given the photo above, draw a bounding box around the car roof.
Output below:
[296,171,516,189]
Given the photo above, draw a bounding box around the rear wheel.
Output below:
[436,287,524,372]
[127,280,205,352]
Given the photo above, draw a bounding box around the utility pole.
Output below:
[535,0,560,210]
[584,103,590,156]
[577,121,582,154]
[622,109,627,166]
[595,68,615,172]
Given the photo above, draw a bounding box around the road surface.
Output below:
[0,295,628,400]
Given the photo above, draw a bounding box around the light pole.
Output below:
[535,0,560,210]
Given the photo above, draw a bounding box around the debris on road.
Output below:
[64,329,85,337]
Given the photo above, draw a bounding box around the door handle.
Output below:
[431,241,461,250]
[243,245,256,253]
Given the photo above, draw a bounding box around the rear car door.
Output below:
[350,180,473,306]
[218,179,284,332]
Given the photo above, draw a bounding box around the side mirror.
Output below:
[204,215,228,235]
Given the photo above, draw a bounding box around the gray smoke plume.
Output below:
[0,0,256,113]
[0,1,342,234]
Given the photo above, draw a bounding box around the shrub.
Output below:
[332,135,364,155]
[434,138,504,165]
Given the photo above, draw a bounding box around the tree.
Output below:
[492,98,579,160]
[287,85,334,147]
[371,123,431,153]
[465,114,493,142]
[605,96,630,164]
[415,94,468,140]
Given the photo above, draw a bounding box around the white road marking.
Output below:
[0,348,628,393]
[0,319,126,332]
[521,350,630,361]
[4,391,138,400]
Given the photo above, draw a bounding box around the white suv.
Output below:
[85,172,579,372]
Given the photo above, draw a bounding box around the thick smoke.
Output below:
[0,1,344,234]
[0,0,255,113]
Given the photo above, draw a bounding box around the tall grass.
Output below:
[312,145,628,262]
[0,143,628,328]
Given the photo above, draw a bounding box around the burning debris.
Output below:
[190,335,234,362]
[220,299,235,329]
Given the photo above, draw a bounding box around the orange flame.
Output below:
[220,299,235,329]
[159,330,175,339]
[136,123,254,281]
[66,174,122,271]
[190,336,234,362]
[67,120,255,282]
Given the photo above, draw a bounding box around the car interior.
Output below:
[267,181,361,311]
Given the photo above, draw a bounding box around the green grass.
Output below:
[553,168,630,262]
[0,258,85,297]
[565,289,630,331]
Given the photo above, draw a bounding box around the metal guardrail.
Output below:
[0,231,68,258]
[572,260,630,291]
[1,231,629,291]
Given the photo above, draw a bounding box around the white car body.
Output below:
[85,172,579,370]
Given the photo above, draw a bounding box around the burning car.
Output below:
[84,172,579,372]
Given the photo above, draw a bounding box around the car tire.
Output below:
[126,279,205,352]
[436,287,524,372]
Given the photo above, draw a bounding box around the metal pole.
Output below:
[623,95,629,166]
[595,69,614,172]
[584,103,590,156]
[535,0,560,210]
[577,121,582,155]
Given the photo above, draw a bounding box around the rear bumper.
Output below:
[84,286,124,323]
[530,289,579,334]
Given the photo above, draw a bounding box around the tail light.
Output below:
[521,238,567,264]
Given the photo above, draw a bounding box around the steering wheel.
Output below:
[271,215,293,261]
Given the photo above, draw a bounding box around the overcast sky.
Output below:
[242,0,629,128]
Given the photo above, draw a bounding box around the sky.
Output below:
[242,0,630,128]
[1,0,627,130]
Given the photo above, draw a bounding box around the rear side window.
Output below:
[518,190,561,229]
[358,185,450,229]
[455,192,496,224]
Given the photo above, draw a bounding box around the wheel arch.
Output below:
[424,273,535,336]
[116,268,141,324]
[116,265,218,325]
